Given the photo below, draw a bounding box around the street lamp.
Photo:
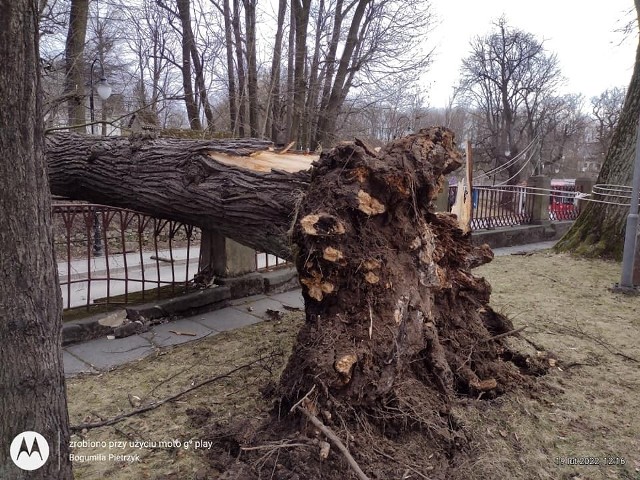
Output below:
[89,59,111,256]
[89,58,112,135]
[618,112,640,290]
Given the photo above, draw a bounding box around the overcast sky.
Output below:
[425,0,637,107]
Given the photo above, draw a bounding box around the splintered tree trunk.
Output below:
[46,134,310,260]
[277,128,524,447]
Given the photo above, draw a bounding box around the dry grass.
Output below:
[452,252,640,480]
[67,251,640,479]
[67,314,302,479]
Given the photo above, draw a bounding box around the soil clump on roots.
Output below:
[205,128,547,479]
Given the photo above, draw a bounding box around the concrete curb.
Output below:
[471,221,572,249]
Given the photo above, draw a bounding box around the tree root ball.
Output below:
[277,127,540,440]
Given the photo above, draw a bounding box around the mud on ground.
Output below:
[67,251,640,479]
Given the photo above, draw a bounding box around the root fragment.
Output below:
[296,406,371,480]
[364,271,379,284]
[335,353,358,382]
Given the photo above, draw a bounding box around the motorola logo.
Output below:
[10,431,50,471]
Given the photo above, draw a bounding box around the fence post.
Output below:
[574,177,594,215]
[527,175,550,225]
[199,230,256,278]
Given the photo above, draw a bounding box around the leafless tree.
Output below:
[591,86,626,156]
[64,0,89,130]
[311,0,433,149]
[459,17,562,184]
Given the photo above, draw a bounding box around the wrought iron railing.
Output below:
[53,202,201,311]
[448,185,534,229]
[446,184,578,229]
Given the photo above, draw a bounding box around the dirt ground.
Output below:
[67,250,640,479]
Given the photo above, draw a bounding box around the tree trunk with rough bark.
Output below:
[555,3,640,260]
[64,0,89,130]
[268,0,287,143]
[46,133,310,260]
[1,1,73,478]
[174,0,202,130]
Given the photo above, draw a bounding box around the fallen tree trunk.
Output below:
[46,133,312,259]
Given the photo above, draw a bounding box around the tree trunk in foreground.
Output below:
[46,134,310,260]
[555,3,640,260]
[0,1,72,478]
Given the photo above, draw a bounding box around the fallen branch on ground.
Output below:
[482,325,528,343]
[296,405,370,480]
[70,353,279,432]
[552,321,640,364]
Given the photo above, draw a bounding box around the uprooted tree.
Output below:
[46,128,542,477]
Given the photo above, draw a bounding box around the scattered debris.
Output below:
[168,330,198,337]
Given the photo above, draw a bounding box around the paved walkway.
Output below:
[62,241,557,377]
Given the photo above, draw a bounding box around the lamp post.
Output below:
[89,58,112,135]
[89,59,111,256]
[618,112,640,290]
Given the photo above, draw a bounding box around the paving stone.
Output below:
[141,318,216,347]
[63,351,96,376]
[229,294,267,306]
[65,335,154,370]
[268,289,304,310]
[191,307,262,332]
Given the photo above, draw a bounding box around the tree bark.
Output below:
[290,0,311,146]
[268,0,287,143]
[175,0,202,130]
[243,0,259,137]
[177,0,215,132]
[64,0,89,131]
[555,3,640,260]
[214,0,238,134]
[284,1,296,142]
[232,0,247,137]
[1,1,73,478]
[46,134,310,260]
